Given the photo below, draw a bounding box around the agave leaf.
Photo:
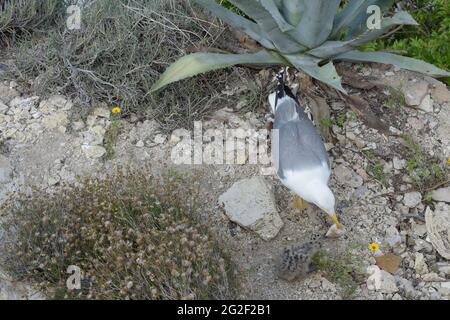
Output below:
[192,0,275,50]
[331,0,395,40]
[259,0,294,32]
[150,50,284,92]
[280,0,304,26]
[335,50,450,78]
[228,0,305,53]
[287,0,341,49]
[284,54,346,93]
[309,11,418,59]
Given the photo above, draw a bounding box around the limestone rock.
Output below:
[0,101,8,114]
[425,204,450,259]
[403,81,428,106]
[418,94,433,113]
[414,253,429,275]
[39,95,73,112]
[153,134,167,145]
[0,155,12,184]
[392,157,406,170]
[218,176,283,240]
[431,187,450,203]
[334,164,363,188]
[42,112,69,130]
[385,226,402,248]
[92,107,111,119]
[437,263,450,275]
[440,282,450,297]
[422,272,445,282]
[82,145,106,159]
[83,125,106,145]
[403,192,422,208]
[0,83,19,104]
[431,85,450,104]
[397,277,416,298]
[9,96,39,110]
[366,265,399,293]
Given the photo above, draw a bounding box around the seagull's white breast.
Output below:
[280,161,331,204]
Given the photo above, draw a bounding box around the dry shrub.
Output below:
[9,0,253,130]
[0,0,65,46]
[0,168,238,299]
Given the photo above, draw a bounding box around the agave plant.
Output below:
[150,0,450,93]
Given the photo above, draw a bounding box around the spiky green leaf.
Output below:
[335,50,450,78]
[259,0,294,32]
[284,54,346,93]
[280,0,303,26]
[331,0,395,40]
[287,0,341,48]
[192,0,275,49]
[228,0,305,53]
[150,50,284,92]
[309,11,418,59]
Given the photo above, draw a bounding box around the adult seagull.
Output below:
[268,70,342,229]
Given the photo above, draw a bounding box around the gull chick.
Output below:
[276,233,322,281]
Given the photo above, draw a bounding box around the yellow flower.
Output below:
[111,107,121,114]
[369,242,380,252]
[447,158,450,165]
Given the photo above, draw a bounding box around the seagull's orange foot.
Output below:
[290,195,309,211]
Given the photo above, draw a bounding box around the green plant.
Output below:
[217,0,242,14]
[312,244,364,298]
[151,0,450,93]
[369,162,389,186]
[335,111,357,127]
[0,168,238,299]
[362,0,450,82]
[401,135,447,190]
[103,121,120,161]
[346,111,357,122]
[102,107,122,160]
[320,117,333,129]
[336,112,347,127]
[424,191,433,203]
[403,135,423,153]
[385,86,406,108]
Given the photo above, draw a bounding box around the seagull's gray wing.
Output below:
[273,97,330,179]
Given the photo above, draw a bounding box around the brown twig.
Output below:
[379,25,404,40]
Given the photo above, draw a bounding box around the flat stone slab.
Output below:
[219,176,283,240]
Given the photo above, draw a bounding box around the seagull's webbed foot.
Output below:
[290,195,309,211]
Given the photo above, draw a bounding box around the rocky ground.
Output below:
[0,64,449,300]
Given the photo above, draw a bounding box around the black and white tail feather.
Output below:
[268,68,314,124]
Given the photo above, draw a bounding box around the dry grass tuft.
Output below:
[0,167,238,300]
[0,0,65,46]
